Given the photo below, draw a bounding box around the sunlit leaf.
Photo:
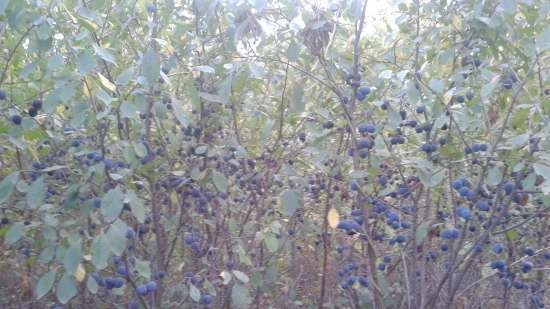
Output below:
[232,270,250,283]
[328,208,340,229]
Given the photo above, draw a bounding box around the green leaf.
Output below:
[280,190,300,216]
[220,270,232,285]
[260,119,275,143]
[433,114,448,129]
[387,109,402,129]
[232,270,250,283]
[195,145,208,155]
[120,101,137,118]
[5,222,24,245]
[36,23,51,40]
[189,284,201,302]
[415,222,430,244]
[198,91,225,103]
[47,54,64,72]
[510,108,529,129]
[86,275,98,294]
[212,170,228,192]
[487,166,503,186]
[56,273,77,304]
[438,49,454,64]
[96,87,115,105]
[418,169,445,188]
[39,246,56,264]
[289,85,304,114]
[36,269,57,299]
[135,259,151,279]
[349,170,368,179]
[231,283,251,309]
[0,0,9,15]
[264,233,279,252]
[116,68,134,85]
[142,48,160,85]
[127,190,145,223]
[44,89,61,113]
[501,0,516,14]
[522,172,537,191]
[101,188,125,222]
[535,26,550,52]
[91,234,110,270]
[70,101,88,128]
[172,100,189,126]
[0,172,19,203]
[93,44,116,65]
[287,40,300,61]
[407,80,420,103]
[237,244,253,266]
[133,142,148,158]
[509,133,529,148]
[541,180,550,195]
[106,219,127,256]
[534,163,550,179]
[481,77,499,98]
[194,65,215,74]
[505,229,518,241]
[27,177,47,209]
[63,240,82,275]
[20,62,38,80]
[429,79,445,93]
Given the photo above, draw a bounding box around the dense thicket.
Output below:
[0,0,548,308]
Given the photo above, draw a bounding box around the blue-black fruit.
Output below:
[502,79,513,89]
[136,284,148,295]
[441,228,459,239]
[491,243,504,254]
[11,114,22,125]
[28,108,38,117]
[359,86,370,96]
[32,99,43,110]
[466,89,474,101]
[146,281,157,292]
[336,220,361,234]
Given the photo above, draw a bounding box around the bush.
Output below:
[0,0,548,308]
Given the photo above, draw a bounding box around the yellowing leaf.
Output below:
[56,105,66,116]
[220,270,232,285]
[82,80,91,97]
[97,72,116,93]
[78,17,99,32]
[328,208,340,228]
[177,261,185,271]
[75,264,86,282]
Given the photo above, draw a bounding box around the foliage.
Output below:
[0,0,549,308]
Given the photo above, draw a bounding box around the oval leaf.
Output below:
[328,208,340,229]
[280,190,300,217]
[56,273,77,304]
[36,269,57,299]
